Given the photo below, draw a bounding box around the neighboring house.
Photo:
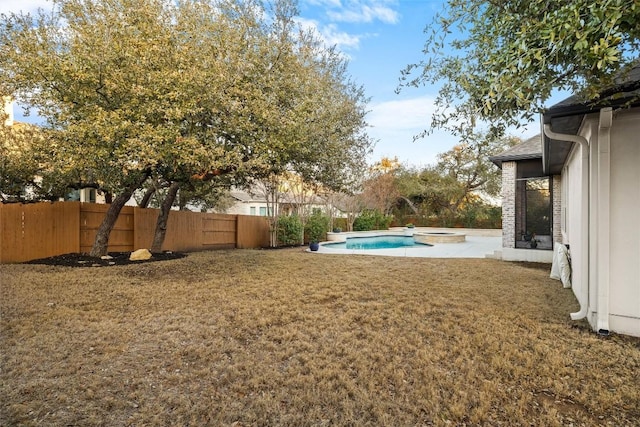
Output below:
[493,64,640,337]
[225,187,344,218]
[64,187,106,204]
[225,189,272,217]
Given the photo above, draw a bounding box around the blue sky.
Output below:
[296,0,546,167]
[2,0,544,167]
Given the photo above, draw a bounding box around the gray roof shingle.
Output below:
[490,134,542,168]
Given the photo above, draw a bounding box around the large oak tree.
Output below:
[1,0,372,256]
[401,0,640,136]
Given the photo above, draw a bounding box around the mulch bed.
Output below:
[24,251,186,267]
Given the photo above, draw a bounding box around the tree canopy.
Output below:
[1,0,372,255]
[366,133,515,226]
[401,0,640,136]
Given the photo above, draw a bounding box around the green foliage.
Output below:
[304,210,329,243]
[277,215,303,247]
[401,0,640,137]
[0,122,43,201]
[0,0,373,253]
[332,217,348,232]
[435,133,519,198]
[353,209,393,231]
[389,133,516,228]
[0,122,77,202]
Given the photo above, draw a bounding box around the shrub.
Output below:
[332,217,348,232]
[353,209,393,231]
[277,215,303,246]
[305,211,330,243]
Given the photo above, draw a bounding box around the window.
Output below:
[250,207,256,216]
[259,207,266,216]
[65,189,80,201]
[515,176,551,249]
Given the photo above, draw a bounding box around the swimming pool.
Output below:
[323,235,431,250]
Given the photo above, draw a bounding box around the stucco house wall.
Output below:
[600,108,640,335]
[557,107,640,337]
[561,135,588,321]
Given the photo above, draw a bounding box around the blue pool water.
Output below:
[324,235,431,250]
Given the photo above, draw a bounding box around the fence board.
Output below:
[79,204,134,254]
[237,215,270,249]
[0,202,80,263]
[133,207,159,251]
[202,214,236,249]
[163,210,203,252]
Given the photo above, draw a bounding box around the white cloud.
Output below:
[0,0,52,15]
[305,0,400,24]
[368,96,436,131]
[327,3,399,24]
[306,0,343,7]
[365,96,542,167]
[327,4,399,24]
[320,23,362,49]
[295,17,362,51]
[366,96,457,166]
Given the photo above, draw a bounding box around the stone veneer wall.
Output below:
[515,180,527,239]
[501,161,516,248]
[552,174,562,244]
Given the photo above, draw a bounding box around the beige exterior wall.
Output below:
[607,109,640,335]
[225,202,268,216]
[562,108,640,336]
[561,135,589,319]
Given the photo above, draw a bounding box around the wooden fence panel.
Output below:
[202,214,237,249]
[80,204,134,254]
[0,202,80,263]
[237,215,270,249]
[133,207,159,251]
[162,210,203,252]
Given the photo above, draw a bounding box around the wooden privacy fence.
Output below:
[0,202,271,263]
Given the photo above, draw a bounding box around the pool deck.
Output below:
[314,227,502,259]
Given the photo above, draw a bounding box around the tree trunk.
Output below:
[400,196,420,215]
[139,184,156,208]
[150,181,180,253]
[89,175,147,257]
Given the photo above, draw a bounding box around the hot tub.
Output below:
[414,231,466,244]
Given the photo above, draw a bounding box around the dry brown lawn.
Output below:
[1,249,639,426]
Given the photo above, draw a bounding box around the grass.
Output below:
[1,249,639,426]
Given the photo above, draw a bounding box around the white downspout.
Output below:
[596,107,612,334]
[543,124,589,320]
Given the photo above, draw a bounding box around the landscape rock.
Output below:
[129,249,152,261]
